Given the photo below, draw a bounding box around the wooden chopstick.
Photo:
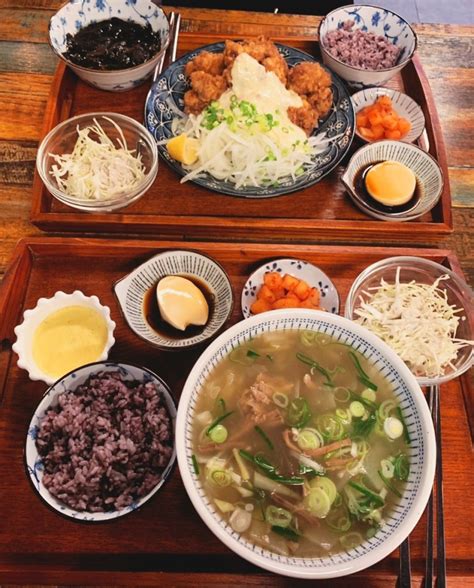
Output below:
[152,11,178,82]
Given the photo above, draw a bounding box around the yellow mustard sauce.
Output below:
[32,305,108,378]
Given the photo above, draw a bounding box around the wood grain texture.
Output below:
[0,238,472,584]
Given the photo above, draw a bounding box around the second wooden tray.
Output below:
[30,33,452,244]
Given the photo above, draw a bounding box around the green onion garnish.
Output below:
[271,525,300,541]
[349,352,378,391]
[206,411,234,437]
[254,425,274,450]
[191,454,200,475]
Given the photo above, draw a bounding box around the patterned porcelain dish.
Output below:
[241,258,340,318]
[25,362,177,522]
[145,42,354,198]
[114,250,234,350]
[12,290,116,386]
[342,140,444,221]
[176,309,436,579]
[352,88,425,144]
[36,112,158,212]
[345,256,474,387]
[49,0,170,91]
[319,5,417,89]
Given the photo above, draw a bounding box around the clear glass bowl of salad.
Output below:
[345,256,474,386]
[36,112,158,212]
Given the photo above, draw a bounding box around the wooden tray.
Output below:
[30,33,452,244]
[0,237,472,585]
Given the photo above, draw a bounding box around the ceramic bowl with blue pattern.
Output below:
[25,361,177,522]
[114,250,234,350]
[241,258,340,318]
[176,309,436,578]
[49,0,170,91]
[319,5,417,89]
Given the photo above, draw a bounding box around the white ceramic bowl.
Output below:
[344,256,474,386]
[13,290,116,385]
[114,250,234,350]
[25,362,176,522]
[341,140,444,221]
[241,258,339,318]
[176,309,436,579]
[319,5,417,89]
[352,88,425,144]
[49,0,170,91]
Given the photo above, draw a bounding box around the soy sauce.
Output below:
[354,161,421,215]
[143,275,214,340]
[63,18,162,70]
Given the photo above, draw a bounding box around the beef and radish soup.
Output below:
[191,329,411,557]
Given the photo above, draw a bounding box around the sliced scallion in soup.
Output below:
[192,330,410,558]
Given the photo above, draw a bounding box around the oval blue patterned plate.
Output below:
[144,42,355,198]
[241,258,339,318]
[176,309,436,578]
[25,362,176,522]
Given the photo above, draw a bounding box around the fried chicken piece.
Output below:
[223,36,288,85]
[288,99,319,136]
[307,85,333,120]
[262,55,288,84]
[183,71,227,115]
[184,51,225,77]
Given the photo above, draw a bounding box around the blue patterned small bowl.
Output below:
[241,258,339,318]
[114,250,234,350]
[319,5,417,89]
[25,362,177,522]
[176,309,436,578]
[49,0,170,91]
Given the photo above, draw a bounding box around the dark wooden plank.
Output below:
[0,41,55,74]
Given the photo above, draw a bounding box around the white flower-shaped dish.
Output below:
[176,309,436,579]
[241,258,339,318]
[25,362,177,522]
[351,87,425,144]
[12,290,116,385]
[114,250,234,350]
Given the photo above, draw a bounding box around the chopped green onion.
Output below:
[209,424,228,444]
[334,387,351,403]
[296,352,334,387]
[309,476,337,505]
[384,416,404,440]
[265,506,292,527]
[272,392,289,408]
[303,487,331,518]
[351,411,377,438]
[348,481,384,508]
[393,453,410,481]
[255,425,274,450]
[350,401,365,418]
[287,397,312,428]
[246,349,260,359]
[361,388,377,403]
[217,398,226,413]
[191,454,200,475]
[239,450,304,485]
[340,532,364,550]
[348,351,378,391]
[381,458,395,479]
[271,525,300,541]
[210,470,232,487]
[297,428,322,450]
[206,411,234,437]
[378,470,402,498]
[316,414,345,441]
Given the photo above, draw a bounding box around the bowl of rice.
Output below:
[319,5,417,89]
[25,362,176,521]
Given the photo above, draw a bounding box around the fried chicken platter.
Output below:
[149,37,354,196]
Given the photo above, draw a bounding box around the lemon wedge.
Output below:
[166,134,199,165]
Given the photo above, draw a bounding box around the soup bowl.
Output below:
[176,309,435,579]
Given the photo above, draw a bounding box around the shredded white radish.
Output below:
[354,269,473,378]
[49,117,145,201]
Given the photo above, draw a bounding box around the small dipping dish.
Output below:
[114,250,234,350]
[342,140,444,222]
[13,290,116,386]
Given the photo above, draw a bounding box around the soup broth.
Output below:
[192,329,410,558]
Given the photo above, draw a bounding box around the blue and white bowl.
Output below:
[25,362,177,522]
[352,88,425,144]
[241,258,340,318]
[319,5,417,89]
[176,309,436,579]
[114,250,234,350]
[342,140,444,221]
[49,0,170,91]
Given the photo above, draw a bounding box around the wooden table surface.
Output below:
[0,4,473,587]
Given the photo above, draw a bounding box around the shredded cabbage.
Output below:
[49,117,146,201]
[354,269,473,378]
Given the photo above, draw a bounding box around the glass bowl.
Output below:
[36,112,158,212]
[344,256,474,386]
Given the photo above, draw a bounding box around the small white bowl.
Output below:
[114,250,234,350]
[49,0,170,92]
[341,140,444,221]
[241,258,339,318]
[352,88,425,144]
[13,290,116,385]
[176,309,436,578]
[319,5,417,89]
[25,362,176,522]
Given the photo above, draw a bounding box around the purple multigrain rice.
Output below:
[36,371,173,513]
[323,20,401,70]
